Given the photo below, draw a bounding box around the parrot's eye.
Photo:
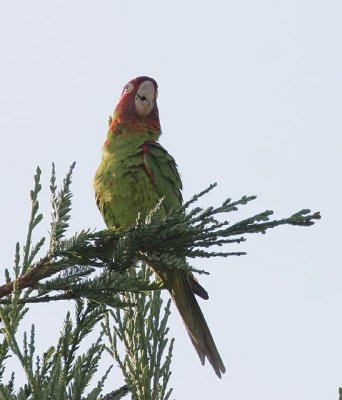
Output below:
[123,83,134,94]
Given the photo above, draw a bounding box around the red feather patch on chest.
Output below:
[141,144,156,185]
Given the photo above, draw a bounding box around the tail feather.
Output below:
[169,270,226,378]
[189,272,209,300]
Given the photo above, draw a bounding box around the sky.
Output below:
[0,0,341,399]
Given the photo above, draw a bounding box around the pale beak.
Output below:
[135,80,155,116]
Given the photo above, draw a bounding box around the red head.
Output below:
[111,76,160,130]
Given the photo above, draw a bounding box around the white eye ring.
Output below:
[123,82,134,94]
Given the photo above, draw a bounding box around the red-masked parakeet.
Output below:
[94,76,226,378]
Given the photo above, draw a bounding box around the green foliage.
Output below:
[49,162,75,250]
[0,300,112,399]
[103,265,174,400]
[0,167,320,305]
[0,164,320,398]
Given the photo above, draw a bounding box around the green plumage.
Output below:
[94,76,225,378]
[94,127,182,228]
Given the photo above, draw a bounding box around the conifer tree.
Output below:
[0,164,320,399]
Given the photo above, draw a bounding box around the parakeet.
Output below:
[94,76,226,378]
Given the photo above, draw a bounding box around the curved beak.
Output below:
[135,80,156,116]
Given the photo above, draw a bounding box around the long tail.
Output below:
[169,270,226,378]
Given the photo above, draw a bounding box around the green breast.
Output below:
[94,132,162,229]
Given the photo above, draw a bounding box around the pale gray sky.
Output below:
[0,1,341,399]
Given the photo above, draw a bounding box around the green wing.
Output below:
[141,141,183,212]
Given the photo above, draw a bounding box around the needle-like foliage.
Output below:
[103,265,174,400]
[0,164,320,398]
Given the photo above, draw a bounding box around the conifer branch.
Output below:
[22,167,44,275]
[0,170,320,303]
[102,385,130,400]
[0,165,321,398]
[0,298,116,398]
[103,265,174,400]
